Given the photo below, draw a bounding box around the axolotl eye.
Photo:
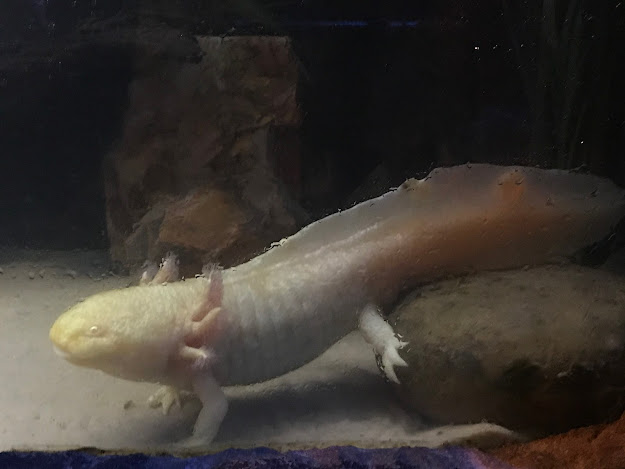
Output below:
[88,325,104,337]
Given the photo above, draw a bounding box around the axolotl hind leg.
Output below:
[358,304,408,383]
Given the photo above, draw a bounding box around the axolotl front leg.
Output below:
[180,265,230,445]
[142,254,187,415]
[142,255,229,444]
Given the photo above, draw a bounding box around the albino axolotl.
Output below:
[49,164,625,445]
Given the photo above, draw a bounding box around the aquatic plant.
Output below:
[503,0,616,170]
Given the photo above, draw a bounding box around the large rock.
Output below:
[104,36,305,273]
[391,265,625,436]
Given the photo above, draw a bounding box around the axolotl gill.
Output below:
[49,164,625,445]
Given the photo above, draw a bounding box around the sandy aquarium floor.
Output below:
[0,248,516,453]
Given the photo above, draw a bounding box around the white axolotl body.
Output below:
[49,164,625,445]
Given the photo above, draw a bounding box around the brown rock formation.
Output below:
[104,35,306,275]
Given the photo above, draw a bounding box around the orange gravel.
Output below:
[491,412,625,469]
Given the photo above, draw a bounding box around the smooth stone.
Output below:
[390,265,625,436]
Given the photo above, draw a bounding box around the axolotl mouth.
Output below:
[49,315,73,360]
[52,344,70,360]
[49,319,90,365]
[49,312,81,360]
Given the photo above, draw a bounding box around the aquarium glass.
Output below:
[1,0,625,456]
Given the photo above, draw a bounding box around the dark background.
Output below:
[1,0,624,249]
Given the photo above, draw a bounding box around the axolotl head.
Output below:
[49,285,186,383]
